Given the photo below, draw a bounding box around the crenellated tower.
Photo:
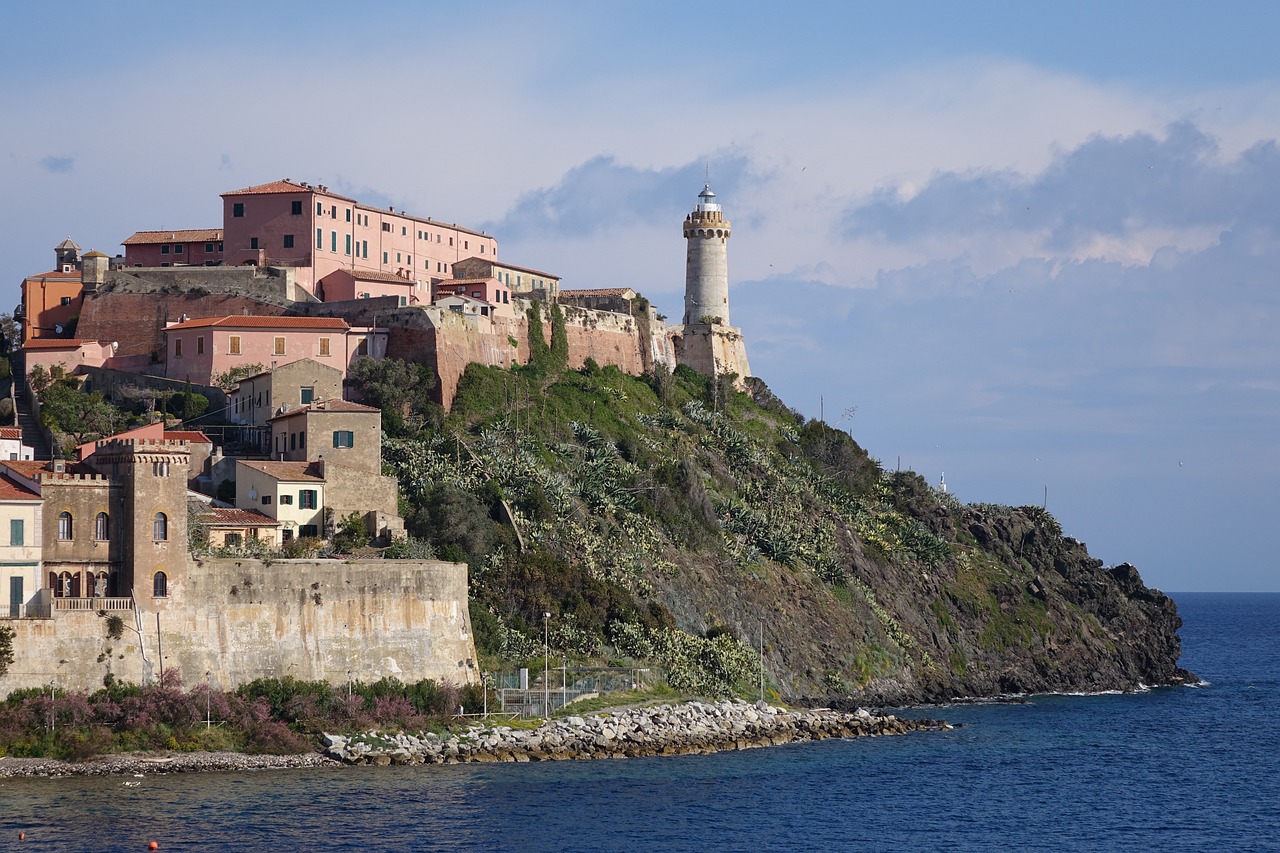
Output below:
[682,184,731,326]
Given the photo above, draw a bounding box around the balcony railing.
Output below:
[3,602,53,619]
[52,597,134,612]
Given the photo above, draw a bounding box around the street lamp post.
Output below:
[543,612,551,720]
[205,670,212,730]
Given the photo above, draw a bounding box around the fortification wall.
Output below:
[674,323,752,384]
[77,292,288,358]
[0,557,476,696]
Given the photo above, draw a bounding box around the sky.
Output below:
[3,1,1278,591]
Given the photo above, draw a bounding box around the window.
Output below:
[233,203,244,217]
[345,234,351,255]
[174,244,184,254]
[94,513,108,541]
[301,386,314,404]
[153,512,168,541]
[382,222,392,233]
[290,432,297,451]
[333,430,354,449]
[225,533,242,548]
[174,338,183,357]
[196,336,205,355]
[480,244,485,254]
[331,231,337,252]
[291,200,303,215]
[317,202,323,215]
[57,512,73,540]
[300,524,318,538]
[205,242,215,253]
[300,490,318,510]
[161,245,170,255]
[10,518,23,547]
[153,571,167,597]
[262,495,272,505]
[401,226,407,236]
[60,296,72,306]
[396,252,401,263]
[279,494,293,505]
[382,252,388,264]
[362,240,368,258]
[250,237,259,250]
[274,337,286,356]
[345,208,351,222]
[283,234,295,249]
[400,296,407,307]
[229,335,241,355]
[316,228,323,249]
[299,431,306,449]
[464,240,469,250]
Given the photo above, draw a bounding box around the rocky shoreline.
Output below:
[324,699,947,765]
[0,700,946,778]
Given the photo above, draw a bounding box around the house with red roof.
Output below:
[0,428,34,463]
[163,314,386,385]
[121,229,224,267]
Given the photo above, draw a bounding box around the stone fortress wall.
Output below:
[0,557,475,694]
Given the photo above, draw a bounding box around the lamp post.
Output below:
[562,654,567,708]
[347,669,353,700]
[205,670,212,730]
[49,678,56,734]
[543,611,551,720]
[482,672,489,719]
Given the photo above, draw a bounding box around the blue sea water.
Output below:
[2,592,1277,852]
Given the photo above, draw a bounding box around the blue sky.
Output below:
[3,1,1278,591]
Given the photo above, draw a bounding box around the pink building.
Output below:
[321,268,424,305]
[219,179,498,296]
[121,229,224,267]
[432,278,514,317]
[23,339,116,375]
[163,315,385,385]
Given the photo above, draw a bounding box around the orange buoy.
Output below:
[147,843,159,851]
[19,832,26,840]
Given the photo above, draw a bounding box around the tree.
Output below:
[347,357,438,436]
[38,378,127,443]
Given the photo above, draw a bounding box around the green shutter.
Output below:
[10,518,22,547]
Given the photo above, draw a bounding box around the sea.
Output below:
[2,592,1277,852]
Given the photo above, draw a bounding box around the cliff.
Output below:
[385,362,1196,706]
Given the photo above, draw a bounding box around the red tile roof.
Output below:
[342,269,415,284]
[165,430,213,444]
[0,428,22,440]
[23,270,81,282]
[0,460,93,479]
[560,288,637,298]
[222,180,357,203]
[122,229,224,245]
[0,474,40,501]
[166,315,349,332]
[269,399,381,421]
[202,507,279,526]
[237,460,324,482]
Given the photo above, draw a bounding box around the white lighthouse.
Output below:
[682,184,732,326]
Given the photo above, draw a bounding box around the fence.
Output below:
[493,666,658,718]
[52,597,134,612]
[3,602,52,619]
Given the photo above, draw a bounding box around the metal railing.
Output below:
[494,667,657,718]
[3,602,53,619]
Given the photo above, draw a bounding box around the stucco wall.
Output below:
[0,557,476,695]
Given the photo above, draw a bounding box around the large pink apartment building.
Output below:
[163,315,385,386]
[219,179,497,297]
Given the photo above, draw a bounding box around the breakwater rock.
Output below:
[323,699,947,766]
[0,751,338,779]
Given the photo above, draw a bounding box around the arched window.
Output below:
[57,512,73,541]
[153,512,168,541]
[153,571,167,598]
[95,512,110,541]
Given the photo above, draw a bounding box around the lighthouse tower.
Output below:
[682,184,732,326]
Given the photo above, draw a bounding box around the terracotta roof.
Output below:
[23,270,81,281]
[122,229,223,245]
[222,180,357,203]
[165,430,213,444]
[0,460,93,479]
[341,269,415,284]
[202,507,279,527]
[456,257,559,279]
[237,460,324,482]
[56,238,81,251]
[269,399,381,421]
[560,288,636,298]
[23,338,91,350]
[166,315,349,332]
[0,474,40,501]
[0,428,22,440]
[436,278,497,288]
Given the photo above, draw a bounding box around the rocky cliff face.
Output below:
[387,365,1195,706]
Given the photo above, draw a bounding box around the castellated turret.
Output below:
[682,184,731,326]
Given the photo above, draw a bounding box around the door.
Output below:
[9,576,22,618]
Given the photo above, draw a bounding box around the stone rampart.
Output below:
[0,557,476,696]
[77,291,289,359]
